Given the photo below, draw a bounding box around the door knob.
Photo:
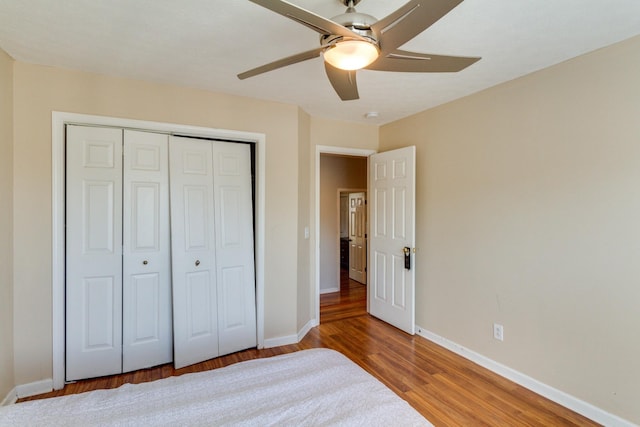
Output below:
[142,260,148,265]
[195,260,200,267]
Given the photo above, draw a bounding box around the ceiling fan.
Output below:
[238,0,480,101]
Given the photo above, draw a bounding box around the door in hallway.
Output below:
[348,192,367,284]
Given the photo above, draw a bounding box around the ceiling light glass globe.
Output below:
[324,40,379,71]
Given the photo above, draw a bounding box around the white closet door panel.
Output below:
[130,273,161,336]
[83,181,116,251]
[213,142,257,355]
[83,276,116,348]
[169,136,219,369]
[66,125,123,381]
[184,186,209,249]
[185,271,215,337]
[122,130,172,372]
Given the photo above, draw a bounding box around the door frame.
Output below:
[52,112,266,390]
[314,146,375,324]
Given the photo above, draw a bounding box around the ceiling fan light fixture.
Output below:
[323,40,379,71]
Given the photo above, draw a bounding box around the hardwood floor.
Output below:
[320,269,367,323]
[21,271,599,426]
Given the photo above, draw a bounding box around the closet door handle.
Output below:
[195,260,200,267]
[142,260,148,265]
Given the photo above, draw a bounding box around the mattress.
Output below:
[0,348,431,426]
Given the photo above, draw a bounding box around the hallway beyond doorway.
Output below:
[320,268,366,323]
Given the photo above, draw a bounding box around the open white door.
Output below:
[169,136,219,369]
[348,192,367,284]
[368,146,416,335]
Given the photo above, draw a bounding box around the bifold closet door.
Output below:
[66,126,172,381]
[122,130,172,372]
[66,125,124,381]
[169,136,257,369]
[212,141,257,356]
[169,137,219,368]
[67,127,256,376]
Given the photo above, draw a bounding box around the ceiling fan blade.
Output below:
[324,62,359,101]
[366,49,480,72]
[249,0,367,41]
[371,0,463,54]
[238,46,327,80]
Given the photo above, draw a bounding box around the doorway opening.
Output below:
[314,145,417,335]
[318,153,368,323]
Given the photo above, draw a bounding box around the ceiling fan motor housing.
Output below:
[320,10,379,47]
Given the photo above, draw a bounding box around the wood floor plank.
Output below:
[19,272,601,426]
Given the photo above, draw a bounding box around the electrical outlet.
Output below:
[493,323,504,341]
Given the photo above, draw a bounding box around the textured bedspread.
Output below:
[0,349,431,426]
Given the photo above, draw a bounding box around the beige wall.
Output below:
[319,155,367,291]
[11,62,303,385]
[310,117,379,152]
[380,35,640,423]
[296,109,312,330]
[0,48,15,401]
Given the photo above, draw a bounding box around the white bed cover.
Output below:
[0,348,431,426]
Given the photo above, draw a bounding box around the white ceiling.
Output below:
[1,0,640,125]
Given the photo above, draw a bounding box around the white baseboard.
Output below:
[320,287,339,295]
[263,334,299,348]
[15,379,53,399]
[264,318,319,349]
[297,319,317,342]
[415,325,636,427]
[1,387,17,406]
